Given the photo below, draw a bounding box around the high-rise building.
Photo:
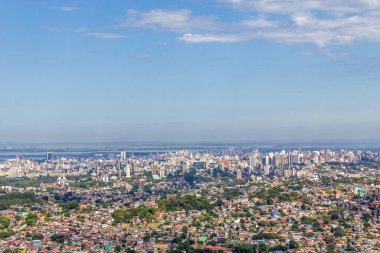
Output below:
[96,161,100,176]
[249,155,256,174]
[290,154,300,164]
[159,167,165,179]
[46,152,53,161]
[120,151,127,160]
[263,165,270,176]
[237,169,243,180]
[151,162,159,175]
[118,162,122,178]
[101,174,109,182]
[263,155,270,165]
[125,165,131,178]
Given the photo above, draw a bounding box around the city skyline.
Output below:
[1,0,380,142]
[0,145,379,252]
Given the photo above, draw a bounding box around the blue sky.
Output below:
[0,0,380,143]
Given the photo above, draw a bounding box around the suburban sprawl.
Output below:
[0,148,380,253]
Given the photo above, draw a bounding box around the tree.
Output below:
[3,249,18,253]
[0,230,13,239]
[0,192,36,210]
[115,244,122,252]
[184,169,197,188]
[181,226,189,239]
[143,234,151,242]
[332,226,345,237]
[25,213,38,227]
[289,240,299,249]
[0,216,10,229]
[50,233,66,244]
[233,244,258,253]
[112,205,157,225]
[31,233,44,240]
[158,195,213,212]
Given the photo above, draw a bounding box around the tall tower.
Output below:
[152,162,158,175]
[125,165,131,178]
[159,167,165,179]
[249,156,253,174]
[118,161,122,178]
[264,165,270,176]
[96,161,100,176]
[264,155,270,165]
[46,152,53,161]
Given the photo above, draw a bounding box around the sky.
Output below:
[1,0,380,143]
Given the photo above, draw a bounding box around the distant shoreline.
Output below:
[0,143,379,161]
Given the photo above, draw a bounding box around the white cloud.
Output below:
[180,33,246,43]
[50,1,380,47]
[178,1,380,46]
[218,0,380,14]
[76,28,126,39]
[193,0,380,48]
[109,2,380,46]
[121,9,221,33]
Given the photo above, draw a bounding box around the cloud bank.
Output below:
[120,1,380,46]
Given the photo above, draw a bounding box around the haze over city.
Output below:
[1,0,380,143]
